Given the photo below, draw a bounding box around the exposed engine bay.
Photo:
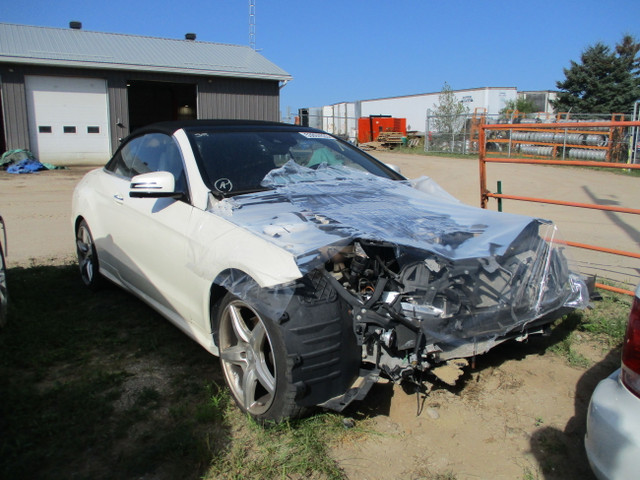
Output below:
[317,229,575,393]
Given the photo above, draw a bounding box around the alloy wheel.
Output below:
[219,299,277,416]
[76,222,96,286]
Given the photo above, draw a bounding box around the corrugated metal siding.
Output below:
[0,69,29,150]
[106,73,128,151]
[198,77,279,121]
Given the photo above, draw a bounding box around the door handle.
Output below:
[113,193,124,203]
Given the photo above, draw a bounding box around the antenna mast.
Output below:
[249,0,256,50]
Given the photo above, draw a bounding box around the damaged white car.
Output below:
[72,120,587,422]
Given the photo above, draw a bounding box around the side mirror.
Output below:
[129,171,182,198]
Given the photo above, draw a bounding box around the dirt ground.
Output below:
[0,153,638,479]
[333,341,619,480]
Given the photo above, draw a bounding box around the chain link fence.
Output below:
[281,108,640,162]
[424,112,494,155]
[425,111,640,163]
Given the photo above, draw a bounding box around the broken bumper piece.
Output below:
[318,368,381,412]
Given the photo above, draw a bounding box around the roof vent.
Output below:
[69,21,82,30]
[185,33,196,41]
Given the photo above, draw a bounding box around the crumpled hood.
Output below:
[208,161,588,366]
[210,161,550,271]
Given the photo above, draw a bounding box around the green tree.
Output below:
[551,36,640,114]
[616,34,640,76]
[500,97,537,115]
[431,82,469,135]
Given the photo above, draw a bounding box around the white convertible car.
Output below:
[72,120,587,422]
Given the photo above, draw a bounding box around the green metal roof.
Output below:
[0,23,292,81]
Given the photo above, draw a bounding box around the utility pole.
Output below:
[249,0,256,50]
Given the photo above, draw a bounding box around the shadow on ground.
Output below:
[529,346,619,480]
[0,265,229,480]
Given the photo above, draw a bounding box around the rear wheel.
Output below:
[216,293,303,422]
[76,219,102,290]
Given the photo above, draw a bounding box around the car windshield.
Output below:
[186,128,401,196]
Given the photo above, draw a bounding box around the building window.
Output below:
[63,126,77,134]
[38,126,52,133]
[87,126,100,134]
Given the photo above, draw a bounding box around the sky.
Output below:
[3,0,640,117]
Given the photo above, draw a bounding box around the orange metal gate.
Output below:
[479,119,640,296]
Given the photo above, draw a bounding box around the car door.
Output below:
[102,132,194,321]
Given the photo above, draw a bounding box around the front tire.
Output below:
[216,292,304,423]
[75,219,102,290]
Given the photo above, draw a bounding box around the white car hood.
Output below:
[210,161,549,273]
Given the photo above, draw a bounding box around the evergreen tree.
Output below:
[552,36,640,115]
[616,34,640,76]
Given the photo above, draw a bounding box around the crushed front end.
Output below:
[211,162,588,411]
[314,220,586,404]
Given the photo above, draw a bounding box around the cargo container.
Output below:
[358,116,407,143]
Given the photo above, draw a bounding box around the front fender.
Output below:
[187,208,303,289]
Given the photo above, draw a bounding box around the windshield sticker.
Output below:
[299,132,336,140]
[214,178,233,192]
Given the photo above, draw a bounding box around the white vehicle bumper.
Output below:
[585,368,640,480]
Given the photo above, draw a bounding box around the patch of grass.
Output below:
[545,312,589,366]
[435,474,458,480]
[549,336,591,368]
[206,411,354,479]
[195,383,229,423]
[580,288,632,343]
[1,369,128,477]
[531,428,571,475]
[522,466,541,480]
[0,265,365,480]
[136,385,162,406]
[547,286,631,366]
[408,465,458,480]
[0,265,228,479]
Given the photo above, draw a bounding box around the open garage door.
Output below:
[127,80,197,133]
[25,75,110,165]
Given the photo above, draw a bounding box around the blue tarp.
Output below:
[1,149,66,174]
[6,159,47,174]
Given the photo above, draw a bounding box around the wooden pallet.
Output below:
[376,131,404,144]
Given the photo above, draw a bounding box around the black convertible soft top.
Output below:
[129,119,322,137]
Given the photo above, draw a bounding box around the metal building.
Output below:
[0,23,292,165]
[314,87,519,140]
